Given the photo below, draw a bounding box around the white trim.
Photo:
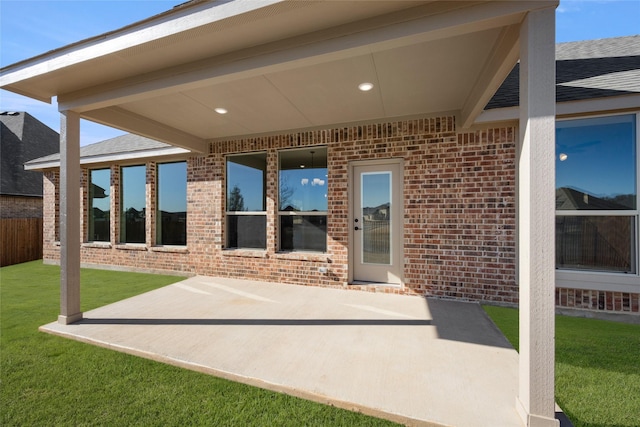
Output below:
[0,0,285,86]
[555,111,639,280]
[24,147,190,171]
[226,211,267,216]
[460,24,520,128]
[556,210,636,216]
[556,269,640,293]
[277,211,327,216]
[475,94,640,124]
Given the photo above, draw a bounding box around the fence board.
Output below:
[0,218,43,267]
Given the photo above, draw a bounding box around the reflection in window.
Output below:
[279,148,327,252]
[556,114,636,210]
[120,165,146,244]
[556,216,635,273]
[362,172,391,265]
[157,162,187,246]
[555,114,638,274]
[226,153,266,249]
[89,168,110,242]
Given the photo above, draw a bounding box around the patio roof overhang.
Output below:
[0,1,561,426]
[1,0,555,153]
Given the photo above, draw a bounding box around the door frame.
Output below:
[348,158,404,286]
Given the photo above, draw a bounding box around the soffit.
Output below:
[119,29,501,140]
[0,0,560,152]
[1,0,430,99]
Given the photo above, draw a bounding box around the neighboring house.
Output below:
[1,2,624,424]
[0,111,59,266]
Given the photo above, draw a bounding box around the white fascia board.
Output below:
[24,147,189,171]
[556,94,640,118]
[556,270,640,294]
[475,106,519,124]
[475,94,640,124]
[0,0,284,87]
[459,24,520,129]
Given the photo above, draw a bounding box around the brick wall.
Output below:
[556,288,639,314]
[39,115,640,315]
[42,171,59,260]
[0,195,43,218]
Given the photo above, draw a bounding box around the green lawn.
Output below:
[484,305,640,427]
[1,261,398,427]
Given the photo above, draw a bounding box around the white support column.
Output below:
[58,110,83,325]
[516,7,559,427]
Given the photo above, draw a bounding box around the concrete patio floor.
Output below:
[41,276,525,427]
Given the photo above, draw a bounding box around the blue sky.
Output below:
[1,0,639,146]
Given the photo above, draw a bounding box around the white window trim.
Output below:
[555,111,640,292]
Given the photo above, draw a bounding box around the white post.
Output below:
[58,110,82,324]
[516,6,559,427]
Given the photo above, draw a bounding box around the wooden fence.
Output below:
[0,218,43,267]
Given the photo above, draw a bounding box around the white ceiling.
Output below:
[117,29,501,140]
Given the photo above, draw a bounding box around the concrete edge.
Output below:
[481,300,640,325]
[555,307,640,325]
[38,322,450,427]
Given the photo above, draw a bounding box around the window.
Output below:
[278,147,327,252]
[120,165,146,244]
[556,114,637,273]
[88,168,110,242]
[226,153,266,249]
[157,162,187,246]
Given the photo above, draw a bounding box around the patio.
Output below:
[42,276,525,427]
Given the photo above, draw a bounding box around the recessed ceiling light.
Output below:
[214,107,228,114]
[358,82,374,92]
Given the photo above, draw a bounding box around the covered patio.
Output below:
[2,1,560,425]
[42,275,526,427]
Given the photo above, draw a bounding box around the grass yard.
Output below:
[1,261,399,427]
[484,305,640,427]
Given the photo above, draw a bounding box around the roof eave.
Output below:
[0,0,285,99]
[476,92,640,124]
[24,146,191,171]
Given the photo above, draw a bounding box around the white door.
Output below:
[352,161,403,284]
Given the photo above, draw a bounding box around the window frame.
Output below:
[87,168,111,243]
[156,161,187,247]
[119,164,147,245]
[225,152,267,250]
[555,111,640,292]
[277,146,328,253]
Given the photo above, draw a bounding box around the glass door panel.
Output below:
[361,172,391,265]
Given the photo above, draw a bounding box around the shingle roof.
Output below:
[1,112,59,196]
[486,35,640,110]
[29,133,172,165]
